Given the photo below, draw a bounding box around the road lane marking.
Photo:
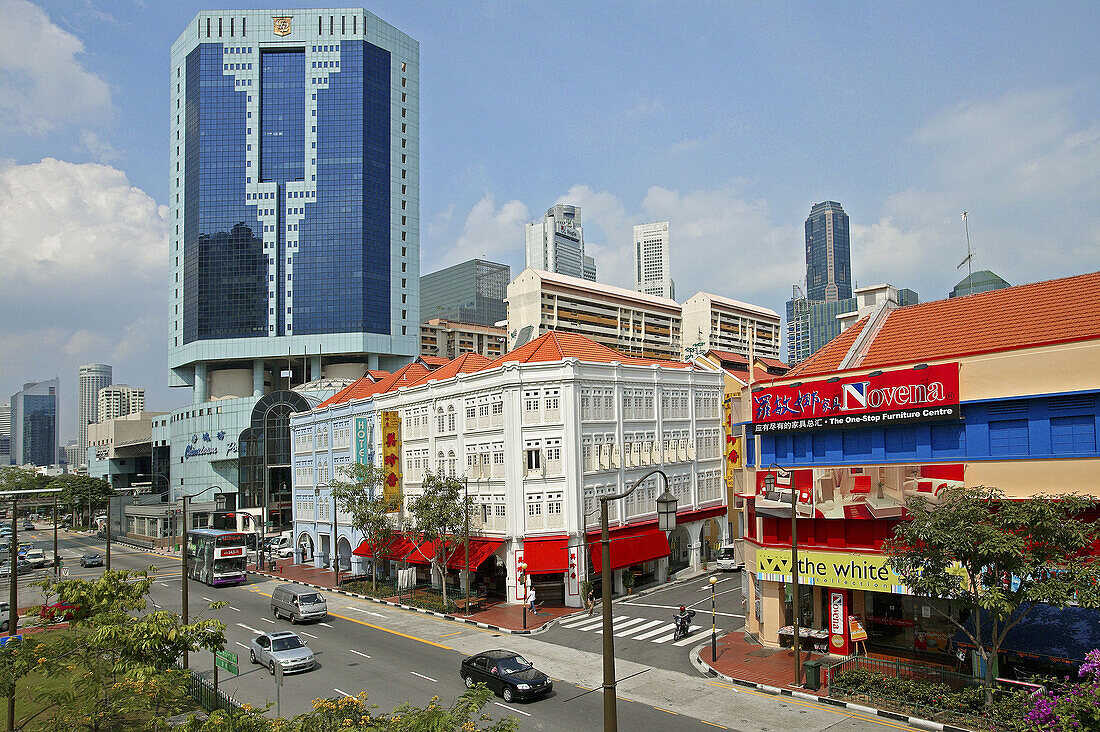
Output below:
[633,624,675,641]
[333,688,353,697]
[261,618,274,624]
[624,601,744,619]
[616,619,664,637]
[673,629,719,646]
[409,671,436,683]
[349,649,370,659]
[596,617,650,634]
[318,622,333,628]
[345,606,386,618]
[300,632,318,639]
[159,583,169,587]
[440,631,462,638]
[494,702,530,717]
[236,623,263,634]
[698,578,729,591]
[235,642,249,650]
[202,596,214,602]
[325,611,454,650]
[228,606,241,612]
[701,722,727,729]
[654,707,678,715]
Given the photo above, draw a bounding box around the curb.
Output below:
[688,646,972,732]
[244,568,554,635]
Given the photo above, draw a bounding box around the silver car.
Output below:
[248,631,315,675]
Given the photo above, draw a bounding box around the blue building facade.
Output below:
[804,201,852,303]
[9,379,59,467]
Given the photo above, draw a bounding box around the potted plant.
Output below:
[623,570,636,595]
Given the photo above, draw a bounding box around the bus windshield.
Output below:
[214,534,247,549]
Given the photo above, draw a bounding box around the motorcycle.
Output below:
[673,609,696,641]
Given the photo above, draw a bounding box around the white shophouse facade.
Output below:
[292,336,728,607]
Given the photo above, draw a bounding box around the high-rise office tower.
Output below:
[97,385,146,423]
[419,259,510,326]
[169,9,419,400]
[633,221,674,299]
[525,204,596,281]
[162,9,418,517]
[805,201,852,302]
[0,403,10,465]
[78,363,112,452]
[10,379,59,467]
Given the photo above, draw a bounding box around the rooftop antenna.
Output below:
[958,211,974,293]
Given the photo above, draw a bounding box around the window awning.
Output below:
[587,525,670,573]
[352,535,418,559]
[952,604,1100,666]
[522,536,569,574]
[404,537,504,570]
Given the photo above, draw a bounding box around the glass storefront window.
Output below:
[783,583,813,627]
[863,591,962,658]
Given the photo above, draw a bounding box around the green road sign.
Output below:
[215,649,238,664]
[215,656,238,675]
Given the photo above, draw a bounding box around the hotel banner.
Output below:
[381,411,402,504]
[354,417,371,465]
[752,363,960,434]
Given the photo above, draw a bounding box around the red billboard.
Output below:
[752,363,960,434]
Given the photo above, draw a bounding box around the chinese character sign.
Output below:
[752,363,960,434]
[723,395,742,487]
[381,411,402,504]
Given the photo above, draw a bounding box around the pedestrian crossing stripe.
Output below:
[558,614,720,645]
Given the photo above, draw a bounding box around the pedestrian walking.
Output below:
[585,587,596,615]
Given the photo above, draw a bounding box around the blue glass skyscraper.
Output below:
[162,10,418,518]
[170,9,418,398]
[804,201,852,302]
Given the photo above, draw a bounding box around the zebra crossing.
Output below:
[555,612,718,646]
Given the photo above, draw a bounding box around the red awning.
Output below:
[677,505,729,524]
[353,534,418,559]
[587,525,670,573]
[404,537,503,570]
[522,536,568,573]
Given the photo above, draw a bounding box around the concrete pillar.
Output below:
[656,557,669,584]
[760,580,784,647]
[253,360,265,397]
[367,353,379,370]
[194,363,209,403]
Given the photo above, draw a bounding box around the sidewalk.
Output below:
[246,560,572,631]
[698,629,833,690]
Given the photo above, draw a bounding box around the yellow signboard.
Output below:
[723,395,742,487]
[381,411,402,504]
[755,547,915,594]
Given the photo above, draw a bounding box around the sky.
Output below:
[1,0,1098,443]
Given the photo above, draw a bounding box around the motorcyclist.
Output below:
[674,605,696,639]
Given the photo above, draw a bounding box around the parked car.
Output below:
[248,631,315,675]
[459,650,552,702]
[21,521,33,531]
[0,602,9,632]
[80,552,104,568]
[0,528,12,539]
[271,585,327,623]
[0,560,33,578]
[40,602,81,622]
[16,543,34,558]
[23,549,47,569]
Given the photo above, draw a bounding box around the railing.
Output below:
[178,664,246,716]
[827,653,981,690]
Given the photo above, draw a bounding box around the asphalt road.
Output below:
[538,572,746,675]
[40,530,913,732]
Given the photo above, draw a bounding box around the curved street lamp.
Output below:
[598,468,676,732]
[180,484,225,669]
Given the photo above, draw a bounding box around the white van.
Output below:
[715,544,741,572]
[271,584,327,623]
[266,535,294,558]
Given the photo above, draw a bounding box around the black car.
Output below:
[460,650,552,702]
[80,553,103,568]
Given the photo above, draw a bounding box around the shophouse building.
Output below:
[291,331,727,607]
[741,271,1100,671]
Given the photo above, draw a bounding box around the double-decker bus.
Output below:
[186,528,248,586]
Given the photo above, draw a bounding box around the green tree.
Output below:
[46,474,112,527]
[330,462,396,590]
[406,472,473,607]
[885,486,1100,706]
[0,466,42,493]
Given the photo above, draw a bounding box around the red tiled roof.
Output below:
[317,362,431,407]
[405,352,492,388]
[417,355,450,368]
[707,349,750,366]
[755,356,790,371]
[367,370,391,381]
[789,271,1100,377]
[482,331,689,370]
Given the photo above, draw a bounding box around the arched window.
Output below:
[437,451,445,475]
[447,449,457,477]
[447,405,456,433]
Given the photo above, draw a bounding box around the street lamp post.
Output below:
[596,468,677,732]
[709,575,718,662]
[764,463,801,687]
[518,562,528,630]
[180,485,222,670]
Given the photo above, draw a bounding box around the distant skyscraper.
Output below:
[10,378,59,467]
[419,259,509,326]
[525,204,596,281]
[97,385,146,423]
[951,270,1010,298]
[633,221,674,299]
[805,201,852,302]
[79,363,111,452]
[0,403,10,465]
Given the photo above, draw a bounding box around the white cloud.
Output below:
[0,158,170,439]
[78,130,120,163]
[0,0,114,135]
[430,195,528,271]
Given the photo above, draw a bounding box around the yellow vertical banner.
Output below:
[381,411,402,504]
[723,395,742,486]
